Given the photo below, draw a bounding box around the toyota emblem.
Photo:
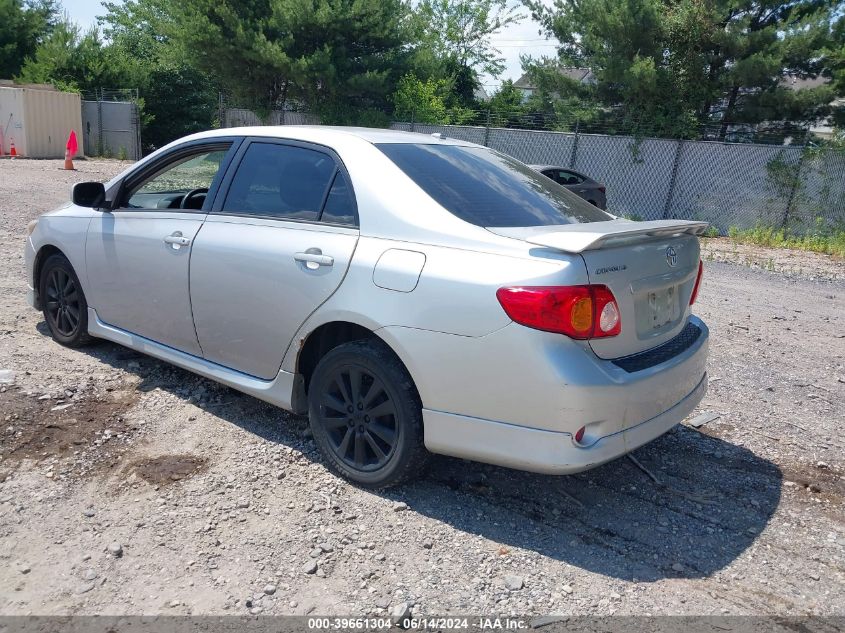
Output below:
[666,246,678,267]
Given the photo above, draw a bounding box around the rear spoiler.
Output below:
[488,220,710,254]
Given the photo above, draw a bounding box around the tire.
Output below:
[308,339,428,488]
[39,253,94,347]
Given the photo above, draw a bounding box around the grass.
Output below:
[726,222,845,259]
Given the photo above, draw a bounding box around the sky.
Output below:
[61,0,560,93]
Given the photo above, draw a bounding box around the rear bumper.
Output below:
[383,316,708,429]
[423,371,707,474]
[381,314,709,474]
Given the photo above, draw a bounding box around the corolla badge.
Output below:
[666,246,678,267]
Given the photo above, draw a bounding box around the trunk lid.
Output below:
[489,220,705,359]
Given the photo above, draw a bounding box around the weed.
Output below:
[728,220,845,258]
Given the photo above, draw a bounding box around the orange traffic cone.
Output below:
[64,130,78,170]
[9,139,17,158]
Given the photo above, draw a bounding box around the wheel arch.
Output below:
[290,319,422,414]
[32,244,67,309]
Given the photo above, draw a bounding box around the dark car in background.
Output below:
[530,165,607,210]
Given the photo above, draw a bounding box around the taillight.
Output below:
[496,285,621,339]
[689,260,703,305]
[593,285,621,336]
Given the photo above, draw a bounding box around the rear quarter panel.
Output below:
[281,235,590,374]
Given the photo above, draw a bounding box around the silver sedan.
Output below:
[24,127,709,488]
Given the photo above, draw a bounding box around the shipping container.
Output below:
[0,82,83,159]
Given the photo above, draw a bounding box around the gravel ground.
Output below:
[1,159,843,617]
[701,238,845,281]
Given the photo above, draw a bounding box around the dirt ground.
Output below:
[701,238,844,281]
[0,158,843,617]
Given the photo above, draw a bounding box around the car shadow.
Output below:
[60,327,781,583]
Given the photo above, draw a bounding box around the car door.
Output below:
[85,140,238,355]
[189,139,359,379]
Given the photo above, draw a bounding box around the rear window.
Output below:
[377,144,611,227]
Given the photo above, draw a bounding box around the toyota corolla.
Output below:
[24,127,708,488]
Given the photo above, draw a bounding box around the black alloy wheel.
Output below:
[317,363,399,471]
[308,340,428,488]
[45,266,80,337]
[39,253,92,347]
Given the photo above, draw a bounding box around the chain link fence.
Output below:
[217,98,844,235]
[392,120,845,234]
[217,92,320,129]
[81,89,142,160]
[222,108,319,127]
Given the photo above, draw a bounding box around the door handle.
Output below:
[295,249,334,269]
[164,232,191,247]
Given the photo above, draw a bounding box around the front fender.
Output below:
[28,212,94,308]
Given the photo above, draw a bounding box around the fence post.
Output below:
[483,109,491,147]
[410,108,415,133]
[96,88,104,157]
[132,101,141,160]
[662,140,685,219]
[218,92,225,128]
[782,143,808,228]
[569,119,580,169]
[484,108,490,147]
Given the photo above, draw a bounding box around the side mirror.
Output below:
[72,182,106,208]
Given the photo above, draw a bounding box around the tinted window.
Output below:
[320,171,357,226]
[223,143,336,220]
[377,144,611,227]
[554,170,584,185]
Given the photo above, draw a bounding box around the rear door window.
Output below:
[377,144,611,227]
[222,143,337,221]
[320,171,357,226]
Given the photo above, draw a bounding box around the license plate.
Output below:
[648,286,677,329]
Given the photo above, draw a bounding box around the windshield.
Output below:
[376,143,612,227]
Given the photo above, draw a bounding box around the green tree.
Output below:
[515,58,606,132]
[98,0,218,151]
[411,0,522,78]
[0,0,59,78]
[393,73,449,123]
[407,0,523,110]
[157,0,408,120]
[486,79,526,126]
[524,0,842,139]
[827,13,845,131]
[139,64,218,150]
[488,79,523,111]
[16,20,121,92]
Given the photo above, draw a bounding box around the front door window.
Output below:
[124,149,229,210]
